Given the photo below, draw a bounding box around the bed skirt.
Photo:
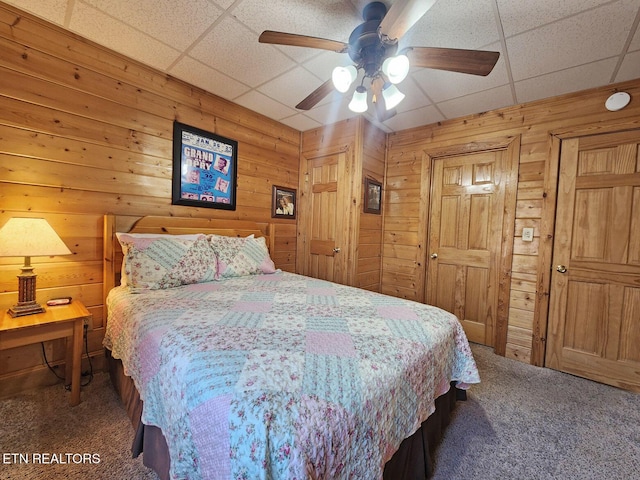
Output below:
[107,350,464,480]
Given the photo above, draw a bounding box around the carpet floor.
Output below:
[1,343,638,479]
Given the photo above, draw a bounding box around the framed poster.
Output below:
[172,121,238,210]
[272,185,296,219]
[364,177,382,214]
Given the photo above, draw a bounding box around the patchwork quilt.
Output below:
[104,271,479,480]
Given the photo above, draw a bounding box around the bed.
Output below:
[102,214,480,480]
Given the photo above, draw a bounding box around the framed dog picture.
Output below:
[172,121,238,210]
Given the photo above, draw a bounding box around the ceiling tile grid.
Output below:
[83,0,224,51]
[69,1,183,71]
[3,0,640,132]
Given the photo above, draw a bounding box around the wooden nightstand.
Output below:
[0,301,91,406]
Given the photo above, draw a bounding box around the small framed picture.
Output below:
[172,121,238,210]
[272,185,296,219]
[364,177,382,214]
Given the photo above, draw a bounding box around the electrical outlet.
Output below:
[522,227,534,242]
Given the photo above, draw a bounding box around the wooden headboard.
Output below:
[103,214,275,309]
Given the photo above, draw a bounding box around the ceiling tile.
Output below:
[392,77,432,113]
[507,1,639,81]
[401,0,501,50]
[170,56,250,100]
[383,105,446,132]
[515,58,618,104]
[437,84,514,119]
[616,50,640,82]
[278,113,323,131]
[233,90,297,120]
[258,67,325,107]
[188,16,295,88]
[82,0,222,50]
[303,96,356,125]
[4,0,640,133]
[496,0,614,37]
[212,0,237,9]
[2,0,68,25]
[302,51,353,83]
[69,2,181,70]
[630,20,640,51]
[321,89,353,108]
[233,0,359,38]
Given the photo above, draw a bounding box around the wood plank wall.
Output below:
[300,117,385,291]
[2,2,639,396]
[384,77,640,364]
[300,117,359,286]
[358,120,385,291]
[0,3,300,396]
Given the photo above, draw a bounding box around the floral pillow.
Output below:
[208,234,276,279]
[116,233,217,291]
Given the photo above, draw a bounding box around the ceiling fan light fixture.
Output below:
[349,86,369,113]
[332,65,358,93]
[382,83,405,110]
[381,54,410,84]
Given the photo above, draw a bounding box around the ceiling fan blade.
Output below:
[296,79,335,110]
[407,47,500,76]
[259,31,348,53]
[379,0,437,43]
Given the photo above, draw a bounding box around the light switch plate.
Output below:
[522,227,534,242]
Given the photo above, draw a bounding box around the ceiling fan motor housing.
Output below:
[348,2,398,77]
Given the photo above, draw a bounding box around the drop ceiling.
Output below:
[4,0,640,132]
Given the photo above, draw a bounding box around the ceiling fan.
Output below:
[259,0,500,122]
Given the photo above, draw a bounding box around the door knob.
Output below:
[556,265,567,273]
[430,253,438,259]
[333,247,341,253]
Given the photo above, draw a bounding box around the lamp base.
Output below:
[8,301,46,317]
[9,268,45,317]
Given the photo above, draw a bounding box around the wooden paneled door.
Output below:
[299,151,352,284]
[546,130,640,392]
[426,149,515,347]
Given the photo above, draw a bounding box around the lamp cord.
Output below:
[41,325,94,389]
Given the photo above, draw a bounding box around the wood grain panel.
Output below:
[515,180,545,200]
[3,0,640,392]
[546,133,640,391]
[564,281,606,354]
[300,117,384,291]
[620,287,640,362]
[0,3,299,393]
[508,307,534,330]
[630,188,640,266]
[386,68,640,366]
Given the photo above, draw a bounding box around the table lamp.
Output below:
[0,217,72,317]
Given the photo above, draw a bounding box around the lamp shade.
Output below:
[332,65,357,93]
[348,86,369,113]
[382,54,410,84]
[0,218,72,258]
[382,83,406,110]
